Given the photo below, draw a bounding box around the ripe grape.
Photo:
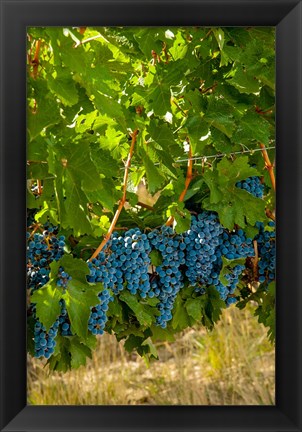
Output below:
[236,176,264,198]
[148,226,184,328]
[255,221,275,284]
[33,318,59,359]
[88,289,113,335]
[27,224,65,291]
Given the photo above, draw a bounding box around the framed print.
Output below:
[0,0,301,431]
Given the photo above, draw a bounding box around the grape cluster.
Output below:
[58,300,72,336]
[255,221,276,284]
[87,239,124,294]
[57,267,72,289]
[148,226,184,328]
[209,229,254,301]
[112,228,152,298]
[34,319,59,359]
[236,176,264,198]
[27,225,65,291]
[184,212,223,288]
[28,195,276,356]
[88,289,113,335]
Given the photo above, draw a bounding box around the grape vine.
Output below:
[27,26,276,370]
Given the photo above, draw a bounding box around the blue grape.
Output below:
[255,221,275,285]
[33,318,59,359]
[148,226,185,328]
[236,176,264,198]
[27,224,65,291]
[88,289,113,335]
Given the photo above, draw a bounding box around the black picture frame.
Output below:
[0,0,301,431]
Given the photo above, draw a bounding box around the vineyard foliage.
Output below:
[27,27,276,371]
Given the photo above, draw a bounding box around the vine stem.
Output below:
[252,240,259,278]
[260,143,275,191]
[74,33,109,48]
[32,40,41,79]
[266,208,276,221]
[89,129,139,261]
[37,179,42,195]
[166,144,193,227]
[29,223,44,238]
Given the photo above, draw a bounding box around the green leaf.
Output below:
[151,325,175,342]
[204,100,236,138]
[31,283,62,331]
[148,121,176,150]
[232,112,271,145]
[228,68,260,94]
[172,294,191,330]
[202,287,226,329]
[119,291,153,327]
[58,254,90,284]
[148,78,171,117]
[213,28,225,51]
[185,297,203,321]
[141,337,158,359]
[47,71,79,107]
[203,157,266,229]
[185,116,209,153]
[140,148,166,194]
[219,256,246,286]
[204,188,266,230]
[149,249,163,266]
[62,280,100,341]
[69,336,93,369]
[27,96,61,141]
[124,335,144,353]
[134,28,163,59]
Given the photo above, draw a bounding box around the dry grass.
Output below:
[27,305,275,405]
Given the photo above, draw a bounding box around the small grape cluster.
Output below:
[57,267,72,289]
[34,319,59,359]
[208,229,255,301]
[112,228,152,298]
[87,239,125,294]
[236,176,264,198]
[148,226,184,328]
[88,289,113,335]
[184,212,223,288]
[58,300,72,336]
[27,225,65,291]
[255,221,275,284]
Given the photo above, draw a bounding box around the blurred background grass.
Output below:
[27,305,275,405]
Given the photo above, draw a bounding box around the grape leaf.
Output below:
[31,283,62,331]
[62,279,101,341]
[120,291,154,327]
[47,69,79,107]
[185,297,203,322]
[172,295,191,330]
[219,256,246,286]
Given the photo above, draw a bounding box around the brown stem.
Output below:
[166,145,193,226]
[172,99,187,117]
[137,201,154,211]
[28,223,44,238]
[89,129,139,260]
[37,180,42,195]
[162,42,170,64]
[260,143,276,191]
[32,40,41,79]
[252,240,259,278]
[265,208,276,221]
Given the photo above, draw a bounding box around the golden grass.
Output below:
[27,305,275,405]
